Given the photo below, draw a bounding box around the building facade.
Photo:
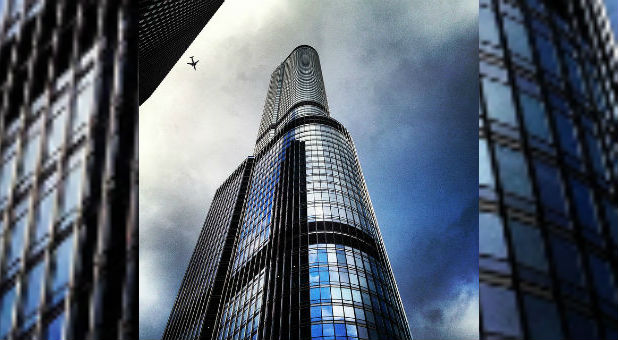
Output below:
[138,0,223,105]
[164,46,412,340]
[0,1,137,339]
[479,0,618,339]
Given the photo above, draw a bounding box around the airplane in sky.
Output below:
[187,56,199,70]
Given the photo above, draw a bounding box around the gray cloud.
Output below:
[140,1,478,339]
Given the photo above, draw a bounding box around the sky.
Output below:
[139,1,478,339]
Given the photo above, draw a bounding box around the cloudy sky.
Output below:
[140,1,478,339]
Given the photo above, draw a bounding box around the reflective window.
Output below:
[61,162,84,217]
[566,311,597,340]
[480,6,501,45]
[533,160,566,214]
[7,215,27,270]
[587,255,617,303]
[0,286,16,338]
[217,271,265,340]
[584,132,604,176]
[21,261,44,329]
[603,200,618,244]
[46,311,65,340]
[504,17,532,59]
[479,139,494,187]
[534,34,560,75]
[519,93,551,141]
[553,112,580,157]
[550,236,584,285]
[494,145,532,197]
[480,283,522,337]
[509,220,547,271]
[482,79,518,126]
[523,294,563,339]
[480,212,507,258]
[18,133,41,178]
[0,155,16,200]
[51,235,74,304]
[568,178,597,229]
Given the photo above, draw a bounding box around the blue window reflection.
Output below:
[482,79,518,126]
[46,312,65,340]
[523,294,563,339]
[533,160,566,214]
[519,93,551,141]
[504,17,532,59]
[0,287,16,338]
[508,220,548,271]
[480,283,522,338]
[494,145,532,198]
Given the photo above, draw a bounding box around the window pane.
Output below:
[566,311,597,340]
[504,17,532,59]
[509,220,547,271]
[519,93,551,140]
[22,262,44,328]
[534,34,560,74]
[550,236,584,285]
[553,112,580,156]
[482,78,518,126]
[61,163,84,216]
[47,111,68,154]
[534,160,566,214]
[480,283,522,337]
[46,311,65,340]
[7,215,27,266]
[480,212,507,258]
[51,235,74,302]
[480,6,500,44]
[0,156,16,200]
[479,139,494,187]
[0,287,16,338]
[569,178,597,229]
[587,255,617,303]
[523,294,563,339]
[494,145,532,197]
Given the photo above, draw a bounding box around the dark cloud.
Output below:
[140,1,478,339]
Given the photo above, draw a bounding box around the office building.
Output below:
[479,0,617,338]
[0,0,137,339]
[138,0,223,105]
[164,45,412,340]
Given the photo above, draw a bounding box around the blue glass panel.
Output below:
[553,112,580,156]
[479,139,495,187]
[534,34,560,74]
[23,262,44,316]
[504,17,532,59]
[550,236,584,285]
[0,287,16,338]
[509,220,548,271]
[480,6,501,44]
[523,294,563,339]
[533,160,566,214]
[587,255,617,303]
[46,312,65,340]
[482,79,518,126]
[519,93,551,140]
[479,212,507,258]
[566,310,598,339]
[569,178,597,228]
[494,145,532,197]
[480,283,522,337]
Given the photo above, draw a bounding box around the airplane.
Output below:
[187,56,199,70]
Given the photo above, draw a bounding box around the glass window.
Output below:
[494,145,532,197]
[482,79,518,126]
[479,139,495,187]
[534,160,566,214]
[584,132,604,176]
[603,200,618,244]
[587,255,616,303]
[0,286,16,338]
[519,93,551,141]
[46,312,65,340]
[504,17,532,59]
[480,212,507,258]
[18,133,41,178]
[22,262,44,328]
[61,163,84,216]
[51,235,74,303]
[550,236,584,285]
[564,54,585,98]
[566,311,597,340]
[480,283,522,337]
[569,178,597,229]
[0,155,16,199]
[46,110,68,156]
[523,294,563,339]
[553,112,580,157]
[7,215,27,266]
[73,81,95,133]
[534,34,560,75]
[480,6,501,44]
[35,189,55,241]
[509,220,548,271]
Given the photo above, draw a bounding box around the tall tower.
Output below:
[138,0,223,105]
[164,45,412,340]
[0,1,137,339]
[479,0,617,339]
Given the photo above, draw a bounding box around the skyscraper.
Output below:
[0,1,137,339]
[479,0,617,339]
[138,0,223,105]
[164,45,412,340]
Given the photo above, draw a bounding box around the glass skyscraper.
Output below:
[164,45,412,340]
[0,1,137,339]
[138,0,223,105]
[479,0,617,339]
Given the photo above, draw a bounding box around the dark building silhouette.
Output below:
[164,46,412,340]
[0,1,137,339]
[480,0,617,339]
[138,0,223,105]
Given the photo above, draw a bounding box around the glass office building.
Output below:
[479,0,618,339]
[164,46,412,340]
[138,0,223,105]
[0,1,137,339]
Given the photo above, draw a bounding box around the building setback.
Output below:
[0,1,137,339]
[164,45,412,340]
[138,0,223,105]
[479,0,618,339]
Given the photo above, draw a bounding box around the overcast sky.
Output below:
[140,1,478,339]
